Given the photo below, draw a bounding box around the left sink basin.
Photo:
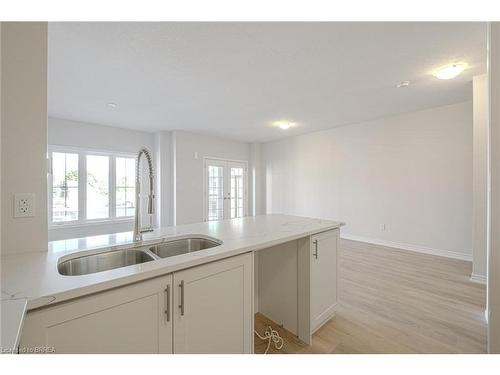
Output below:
[58,249,155,276]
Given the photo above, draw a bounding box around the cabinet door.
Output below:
[20,274,173,354]
[310,229,339,333]
[173,253,253,353]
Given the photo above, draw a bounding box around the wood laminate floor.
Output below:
[254,239,487,354]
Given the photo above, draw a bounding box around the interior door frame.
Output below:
[203,157,248,222]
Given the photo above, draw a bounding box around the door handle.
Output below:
[313,240,318,259]
[164,284,171,322]
[179,280,185,316]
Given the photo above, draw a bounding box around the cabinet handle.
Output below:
[179,280,185,316]
[313,240,318,259]
[164,285,171,322]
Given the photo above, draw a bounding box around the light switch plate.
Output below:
[14,193,35,218]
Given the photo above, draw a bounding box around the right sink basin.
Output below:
[149,237,222,259]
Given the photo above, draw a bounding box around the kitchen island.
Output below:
[1,214,343,353]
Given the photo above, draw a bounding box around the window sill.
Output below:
[49,218,134,230]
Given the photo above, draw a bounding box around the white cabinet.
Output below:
[20,274,173,353]
[310,229,339,333]
[173,252,253,353]
[20,252,253,354]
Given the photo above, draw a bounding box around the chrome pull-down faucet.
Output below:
[134,147,155,242]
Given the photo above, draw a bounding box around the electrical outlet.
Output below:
[14,193,35,218]
[380,223,386,231]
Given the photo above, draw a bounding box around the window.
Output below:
[204,158,247,221]
[207,163,225,221]
[86,155,110,219]
[116,157,136,217]
[51,152,79,222]
[49,147,137,226]
[230,166,244,219]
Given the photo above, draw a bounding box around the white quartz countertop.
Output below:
[1,214,342,332]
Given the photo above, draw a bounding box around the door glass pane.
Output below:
[116,157,136,217]
[207,165,224,221]
[87,155,109,219]
[52,152,79,222]
[230,167,244,218]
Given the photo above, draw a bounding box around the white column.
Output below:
[472,74,489,283]
[1,23,48,254]
[153,131,174,227]
[488,22,500,353]
[249,143,266,216]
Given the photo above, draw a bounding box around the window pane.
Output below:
[116,187,126,218]
[116,157,136,217]
[87,155,109,219]
[207,165,224,221]
[52,152,79,222]
[230,167,244,219]
[52,153,66,188]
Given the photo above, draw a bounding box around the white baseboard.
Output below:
[311,303,337,335]
[470,273,487,285]
[340,234,472,262]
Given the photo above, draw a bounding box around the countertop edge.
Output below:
[1,299,27,353]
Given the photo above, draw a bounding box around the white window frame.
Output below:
[203,157,248,222]
[48,145,137,229]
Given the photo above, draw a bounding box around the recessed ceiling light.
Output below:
[272,120,297,130]
[434,63,467,80]
[107,102,117,108]
[397,80,410,88]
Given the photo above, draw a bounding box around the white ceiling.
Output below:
[48,22,487,143]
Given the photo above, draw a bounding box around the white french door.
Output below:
[204,158,248,221]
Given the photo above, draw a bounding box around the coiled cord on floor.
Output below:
[254,326,284,354]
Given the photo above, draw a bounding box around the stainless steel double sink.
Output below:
[58,237,222,276]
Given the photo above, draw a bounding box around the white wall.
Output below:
[49,117,154,154]
[0,23,2,258]
[1,23,49,254]
[472,75,489,282]
[488,22,500,354]
[263,101,473,260]
[174,130,251,225]
[48,117,155,240]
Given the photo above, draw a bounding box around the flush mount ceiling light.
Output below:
[272,120,297,130]
[434,63,467,80]
[107,102,117,108]
[397,80,410,88]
